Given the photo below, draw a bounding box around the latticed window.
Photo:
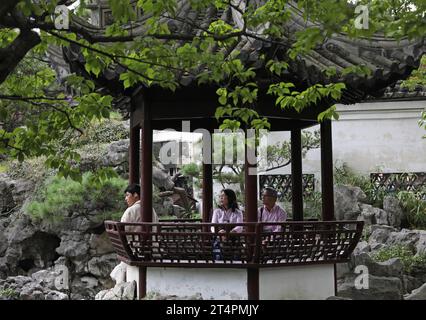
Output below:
[370,172,426,200]
[259,174,315,201]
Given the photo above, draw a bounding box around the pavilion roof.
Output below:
[62,1,425,106]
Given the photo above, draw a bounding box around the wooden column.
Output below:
[202,153,213,224]
[140,103,153,224]
[129,126,140,184]
[139,95,153,299]
[200,128,213,223]
[245,130,258,224]
[291,129,303,221]
[320,120,335,221]
[247,268,259,300]
[245,129,259,300]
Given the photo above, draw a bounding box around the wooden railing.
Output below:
[105,220,363,268]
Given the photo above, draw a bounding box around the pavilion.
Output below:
[61,1,425,299]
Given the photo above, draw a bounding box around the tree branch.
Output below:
[48,30,183,83]
[26,100,84,135]
[266,159,292,172]
[0,30,40,84]
[0,95,68,102]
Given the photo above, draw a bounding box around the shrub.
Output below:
[0,288,19,300]
[334,163,383,206]
[61,118,128,148]
[25,172,127,223]
[371,244,426,273]
[397,189,426,229]
[181,163,200,177]
[303,191,322,220]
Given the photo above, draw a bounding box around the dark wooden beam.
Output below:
[140,86,334,124]
[151,118,316,132]
[320,120,335,221]
[291,129,303,221]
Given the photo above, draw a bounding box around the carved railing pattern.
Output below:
[105,220,363,268]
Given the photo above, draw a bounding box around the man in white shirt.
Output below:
[121,183,158,229]
[110,184,158,283]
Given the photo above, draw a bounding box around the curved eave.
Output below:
[62,1,425,106]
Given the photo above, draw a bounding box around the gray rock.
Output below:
[8,179,34,208]
[71,276,100,299]
[172,205,185,216]
[45,290,69,300]
[368,225,396,245]
[0,181,15,214]
[95,289,109,300]
[369,242,388,252]
[145,292,203,300]
[96,281,136,300]
[383,196,404,228]
[326,296,352,300]
[153,166,174,191]
[353,241,371,255]
[415,231,426,256]
[31,270,59,290]
[350,253,404,278]
[374,208,390,226]
[386,229,420,250]
[357,205,375,227]
[86,254,118,278]
[336,263,351,279]
[5,214,36,243]
[402,275,424,294]
[7,276,32,288]
[103,140,129,167]
[19,282,44,300]
[404,283,426,300]
[121,281,136,300]
[410,265,426,284]
[0,224,7,256]
[56,232,89,258]
[338,274,403,300]
[31,290,45,300]
[334,185,366,221]
[89,232,115,255]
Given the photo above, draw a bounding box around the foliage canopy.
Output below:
[0,0,424,179]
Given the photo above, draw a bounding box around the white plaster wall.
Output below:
[146,267,248,300]
[126,265,140,298]
[332,101,425,174]
[265,100,426,181]
[259,264,335,300]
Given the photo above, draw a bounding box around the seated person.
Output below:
[110,183,158,284]
[121,183,158,228]
[211,189,243,234]
[258,187,287,233]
